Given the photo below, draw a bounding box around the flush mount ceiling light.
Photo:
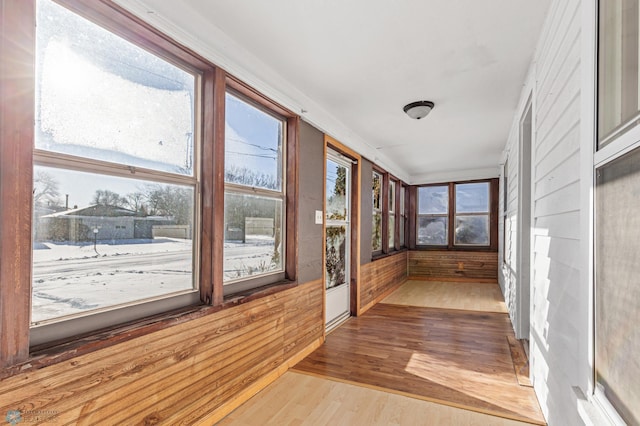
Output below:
[403,100,435,120]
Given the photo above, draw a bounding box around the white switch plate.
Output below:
[315,210,323,225]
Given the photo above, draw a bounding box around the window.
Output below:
[598,0,640,146]
[31,0,201,342]
[454,182,490,246]
[417,180,495,249]
[417,185,449,245]
[388,180,396,250]
[595,2,640,423]
[224,91,286,290]
[372,171,382,253]
[400,185,407,247]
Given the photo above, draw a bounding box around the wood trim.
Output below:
[199,69,215,305]
[381,173,390,254]
[489,177,499,251]
[408,185,417,250]
[0,0,35,368]
[285,117,299,281]
[198,335,324,425]
[56,0,212,71]
[324,135,363,317]
[211,67,227,305]
[225,76,296,119]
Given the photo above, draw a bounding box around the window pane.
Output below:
[225,93,283,191]
[418,186,448,214]
[326,159,348,220]
[454,215,489,245]
[36,0,196,175]
[400,217,405,247]
[326,225,347,289]
[223,192,283,282]
[598,0,640,145]
[372,212,382,251]
[596,147,640,425]
[372,172,382,210]
[455,182,490,213]
[417,216,447,245]
[32,166,195,324]
[389,214,395,249]
[389,181,396,212]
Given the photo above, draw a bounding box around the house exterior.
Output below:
[0,0,636,425]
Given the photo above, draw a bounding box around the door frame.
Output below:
[323,135,361,334]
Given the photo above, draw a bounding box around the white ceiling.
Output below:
[116,0,551,184]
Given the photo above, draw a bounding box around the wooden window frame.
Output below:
[0,0,298,370]
[414,178,498,252]
[221,77,298,295]
[371,169,383,255]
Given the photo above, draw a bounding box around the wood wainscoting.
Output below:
[359,251,407,314]
[0,280,323,425]
[408,250,498,282]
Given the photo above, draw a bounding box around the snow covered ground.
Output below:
[32,237,279,323]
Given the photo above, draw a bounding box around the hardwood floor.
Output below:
[292,303,544,425]
[219,281,544,425]
[381,279,508,313]
[217,371,533,426]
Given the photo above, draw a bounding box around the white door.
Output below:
[325,151,351,330]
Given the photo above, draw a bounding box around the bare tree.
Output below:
[92,189,127,207]
[33,170,61,206]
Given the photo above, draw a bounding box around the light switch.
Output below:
[315,210,323,225]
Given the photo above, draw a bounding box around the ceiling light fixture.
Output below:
[403,100,434,120]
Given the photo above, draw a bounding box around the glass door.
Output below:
[325,151,351,329]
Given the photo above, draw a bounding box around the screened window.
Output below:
[417,185,449,245]
[598,0,640,146]
[223,92,285,286]
[595,2,640,422]
[372,171,382,253]
[32,0,199,336]
[595,147,640,425]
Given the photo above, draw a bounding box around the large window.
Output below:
[417,180,495,249]
[454,182,490,246]
[223,91,286,290]
[595,2,640,423]
[417,185,449,245]
[372,171,382,253]
[31,0,200,342]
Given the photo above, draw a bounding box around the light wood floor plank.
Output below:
[381,279,508,313]
[217,371,533,426]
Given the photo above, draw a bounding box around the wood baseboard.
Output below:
[197,336,324,425]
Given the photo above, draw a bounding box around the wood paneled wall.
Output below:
[359,251,407,314]
[408,251,498,281]
[0,280,323,425]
